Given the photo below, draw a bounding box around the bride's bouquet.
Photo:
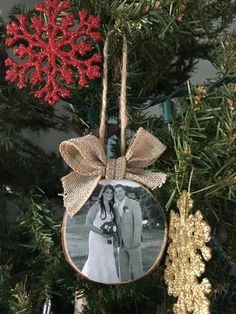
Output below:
[100,221,117,244]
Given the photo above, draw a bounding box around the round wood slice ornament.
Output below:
[62,179,167,284]
[59,34,168,285]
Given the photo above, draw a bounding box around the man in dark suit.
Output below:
[114,184,143,281]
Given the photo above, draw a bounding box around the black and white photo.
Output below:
[62,179,167,284]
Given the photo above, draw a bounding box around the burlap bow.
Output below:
[59,127,166,217]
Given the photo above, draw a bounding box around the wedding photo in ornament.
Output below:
[62,179,167,284]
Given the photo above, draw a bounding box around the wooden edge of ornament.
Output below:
[61,212,88,281]
[61,181,168,285]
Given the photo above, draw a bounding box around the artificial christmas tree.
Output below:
[0,1,236,313]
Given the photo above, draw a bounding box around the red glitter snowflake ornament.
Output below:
[5,0,102,106]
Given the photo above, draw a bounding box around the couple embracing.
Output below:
[82,184,143,283]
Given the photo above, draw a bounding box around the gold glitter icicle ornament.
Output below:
[164,191,212,314]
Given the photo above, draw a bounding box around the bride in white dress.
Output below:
[82,185,120,284]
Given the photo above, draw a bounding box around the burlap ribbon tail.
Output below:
[59,127,166,217]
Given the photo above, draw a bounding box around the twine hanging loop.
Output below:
[59,34,167,217]
[99,34,128,155]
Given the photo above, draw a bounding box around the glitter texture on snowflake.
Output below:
[5,0,102,105]
[164,191,212,314]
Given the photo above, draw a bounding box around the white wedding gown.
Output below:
[82,207,120,284]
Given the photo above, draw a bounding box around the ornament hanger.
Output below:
[59,33,167,217]
[99,34,128,155]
